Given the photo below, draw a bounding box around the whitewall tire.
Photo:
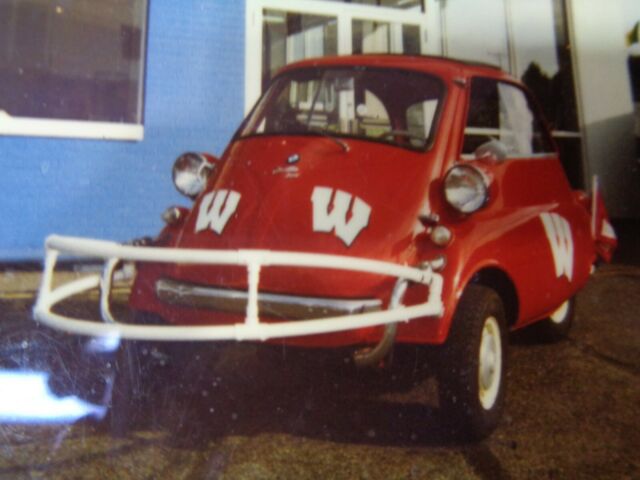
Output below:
[531,297,575,343]
[437,284,508,440]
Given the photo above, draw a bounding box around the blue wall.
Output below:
[0,0,245,260]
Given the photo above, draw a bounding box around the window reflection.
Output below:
[462,77,553,157]
[511,0,578,132]
[262,10,338,91]
[260,7,424,97]
[351,20,420,55]
[443,0,511,71]
[353,20,392,54]
[0,0,147,123]
[510,0,582,187]
[325,0,424,11]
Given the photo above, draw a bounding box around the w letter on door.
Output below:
[540,212,574,281]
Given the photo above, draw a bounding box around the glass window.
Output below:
[325,0,424,11]
[262,10,337,91]
[463,78,553,157]
[406,99,438,149]
[353,20,392,54]
[441,0,511,71]
[509,0,583,186]
[510,0,578,133]
[352,20,421,55]
[250,1,427,112]
[0,0,147,138]
[242,67,443,151]
[402,24,422,55]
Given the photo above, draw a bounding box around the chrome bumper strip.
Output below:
[156,278,382,319]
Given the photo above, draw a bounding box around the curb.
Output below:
[0,266,104,300]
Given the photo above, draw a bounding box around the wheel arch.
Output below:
[468,266,519,328]
[429,263,520,345]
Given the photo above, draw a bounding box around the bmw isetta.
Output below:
[34,55,616,438]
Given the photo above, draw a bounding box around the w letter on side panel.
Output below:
[540,212,574,281]
[311,186,371,247]
[195,190,241,234]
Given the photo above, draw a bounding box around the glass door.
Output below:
[441,0,511,71]
[246,0,429,111]
[509,0,583,187]
[262,10,338,91]
[352,20,421,55]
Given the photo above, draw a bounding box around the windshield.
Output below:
[240,67,444,151]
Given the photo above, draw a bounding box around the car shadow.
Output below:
[0,318,482,448]
[102,342,467,448]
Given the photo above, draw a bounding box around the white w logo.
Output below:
[311,187,371,247]
[540,212,574,281]
[195,190,241,234]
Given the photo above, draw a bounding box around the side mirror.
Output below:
[474,139,507,164]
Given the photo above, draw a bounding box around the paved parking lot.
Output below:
[0,263,638,479]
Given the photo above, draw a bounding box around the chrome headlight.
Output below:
[443,165,488,214]
[172,152,213,199]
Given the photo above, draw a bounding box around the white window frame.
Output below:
[0,2,147,142]
[0,116,144,141]
[245,0,431,112]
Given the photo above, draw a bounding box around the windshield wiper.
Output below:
[308,128,350,153]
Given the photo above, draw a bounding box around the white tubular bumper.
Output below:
[33,235,444,342]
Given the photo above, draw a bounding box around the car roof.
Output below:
[279,54,514,83]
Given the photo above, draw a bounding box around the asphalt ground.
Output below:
[0,237,639,478]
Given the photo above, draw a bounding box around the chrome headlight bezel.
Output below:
[443,164,489,214]
[172,152,213,199]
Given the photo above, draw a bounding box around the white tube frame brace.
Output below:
[33,235,444,342]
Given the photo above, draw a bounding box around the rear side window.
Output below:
[462,77,554,158]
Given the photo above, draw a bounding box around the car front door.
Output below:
[459,76,592,325]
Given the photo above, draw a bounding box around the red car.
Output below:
[34,55,616,439]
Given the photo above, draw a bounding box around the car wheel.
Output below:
[47,336,115,406]
[108,312,180,435]
[437,284,507,440]
[531,297,575,343]
[109,340,146,436]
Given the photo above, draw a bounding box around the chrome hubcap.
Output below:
[550,300,569,324]
[478,316,502,410]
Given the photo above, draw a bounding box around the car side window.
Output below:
[405,99,438,149]
[462,77,554,158]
